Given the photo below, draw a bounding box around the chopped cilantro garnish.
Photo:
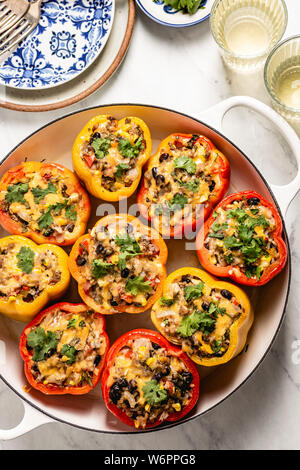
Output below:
[142,380,168,406]
[115,163,129,180]
[92,137,111,159]
[16,246,34,274]
[38,201,67,230]
[118,137,144,159]
[184,283,204,302]
[65,205,77,221]
[92,259,114,278]
[178,179,199,193]
[177,310,215,338]
[60,344,78,365]
[125,276,152,296]
[115,233,141,270]
[174,155,196,175]
[27,327,58,362]
[5,183,29,204]
[31,183,57,204]
[159,296,174,307]
[169,193,188,210]
[67,318,77,329]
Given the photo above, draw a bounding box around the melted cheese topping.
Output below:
[152,274,243,359]
[29,307,107,388]
[143,134,224,233]
[80,117,147,192]
[76,219,163,312]
[108,337,193,429]
[0,165,85,243]
[0,242,60,301]
[205,197,279,280]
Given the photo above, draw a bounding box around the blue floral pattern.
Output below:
[0,0,114,89]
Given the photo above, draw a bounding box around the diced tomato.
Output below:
[84,154,95,168]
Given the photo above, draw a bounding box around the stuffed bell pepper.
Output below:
[69,214,168,314]
[137,133,230,237]
[0,235,70,322]
[101,329,199,429]
[0,161,91,246]
[196,191,287,286]
[72,115,152,201]
[151,267,253,367]
[19,302,109,395]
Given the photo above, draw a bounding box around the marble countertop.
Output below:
[1,0,300,450]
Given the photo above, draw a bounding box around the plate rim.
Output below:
[2,0,116,92]
[136,0,211,28]
[0,102,291,435]
[0,0,135,113]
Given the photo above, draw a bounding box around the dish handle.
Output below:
[0,399,53,440]
[198,96,300,217]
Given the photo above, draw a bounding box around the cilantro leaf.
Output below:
[142,380,168,406]
[224,236,243,249]
[5,183,29,204]
[115,163,129,180]
[38,201,67,230]
[177,311,215,338]
[65,205,77,221]
[174,155,196,175]
[27,327,58,362]
[92,137,111,159]
[125,276,152,296]
[184,283,204,302]
[118,137,144,159]
[16,246,34,274]
[92,259,114,278]
[159,296,174,307]
[67,318,77,329]
[60,344,78,365]
[178,179,199,193]
[31,183,57,204]
[169,193,188,210]
[115,233,141,270]
[212,339,222,354]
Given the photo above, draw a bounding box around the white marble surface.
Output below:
[0,0,300,450]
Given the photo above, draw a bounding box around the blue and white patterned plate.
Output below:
[0,0,115,90]
[136,0,213,27]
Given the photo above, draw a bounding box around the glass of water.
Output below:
[264,36,300,122]
[210,0,288,72]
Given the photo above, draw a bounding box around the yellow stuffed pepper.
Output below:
[151,267,253,367]
[72,115,152,201]
[0,235,70,322]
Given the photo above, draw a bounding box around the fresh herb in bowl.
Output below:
[154,0,205,15]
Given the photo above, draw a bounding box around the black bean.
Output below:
[126,223,134,234]
[152,342,160,350]
[23,294,34,303]
[202,301,209,311]
[156,174,165,185]
[204,242,209,250]
[209,180,216,192]
[162,365,171,376]
[121,268,130,278]
[103,248,113,258]
[94,355,101,366]
[182,371,193,384]
[76,255,86,266]
[92,132,101,140]
[247,197,260,206]
[96,243,104,254]
[128,379,137,393]
[152,167,158,179]
[181,275,191,283]
[110,299,118,307]
[117,378,128,389]
[44,228,54,237]
[159,153,169,162]
[152,371,162,381]
[109,383,121,404]
[66,223,75,233]
[221,289,233,300]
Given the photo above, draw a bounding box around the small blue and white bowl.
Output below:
[136,0,213,27]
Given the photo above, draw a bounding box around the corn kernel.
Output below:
[134,420,140,429]
[209,255,217,265]
[62,355,69,362]
[146,357,155,367]
[199,194,208,203]
[145,403,151,412]
[110,254,119,265]
[69,381,75,386]
[172,403,181,412]
[8,296,16,301]
[43,380,48,385]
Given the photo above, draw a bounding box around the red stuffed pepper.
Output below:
[0,161,91,246]
[137,133,230,237]
[19,302,109,395]
[101,329,199,429]
[196,191,287,286]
